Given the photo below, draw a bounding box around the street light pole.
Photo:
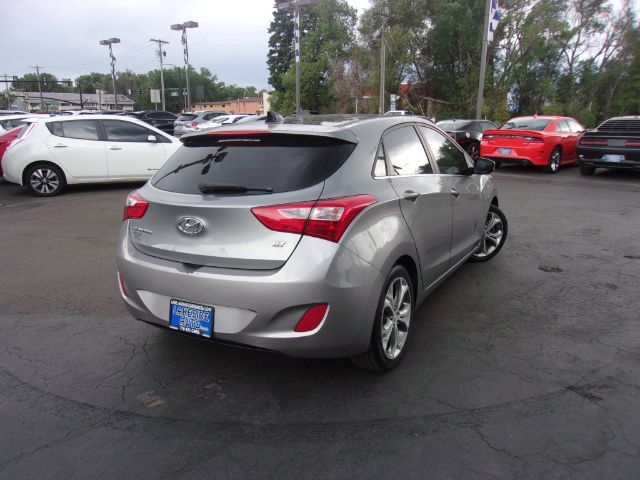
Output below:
[276,0,317,115]
[150,38,169,111]
[171,21,198,112]
[99,38,121,110]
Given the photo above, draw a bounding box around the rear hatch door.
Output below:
[129,130,356,270]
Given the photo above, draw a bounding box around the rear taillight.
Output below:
[524,136,544,143]
[123,190,149,221]
[581,139,608,146]
[190,122,199,126]
[7,123,34,150]
[625,140,640,147]
[294,304,329,332]
[484,135,494,140]
[251,195,376,243]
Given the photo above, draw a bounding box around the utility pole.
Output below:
[150,38,169,111]
[476,0,492,119]
[171,21,199,112]
[99,38,121,110]
[29,65,44,112]
[378,7,388,115]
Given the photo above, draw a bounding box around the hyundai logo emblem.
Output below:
[177,217,205,236]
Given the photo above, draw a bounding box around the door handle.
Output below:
[403,190,420,202]
[109,146,123,151]
[53,144,68,148]
[451,188,460,199]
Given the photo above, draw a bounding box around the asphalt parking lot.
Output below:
[1,166,639,479]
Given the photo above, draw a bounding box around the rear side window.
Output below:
[556,120,570,133]
[177,114,197,121]
[103,120,169,143]
[47,120,100,140]
[383,125,433,175]
[152,133,356,195]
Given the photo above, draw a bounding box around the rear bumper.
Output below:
[578,146,640,169]
[480,143,548,166]
[116,226,385,358]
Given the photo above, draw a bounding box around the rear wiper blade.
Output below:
[198,183,274,194]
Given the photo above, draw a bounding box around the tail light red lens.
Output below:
[123,190,149,221]
[581,139,608,146]
[190,122,199,127]
[251,195,376,243]
[524,136,544,143]
[625,140,640,147]
[294,304,328,332]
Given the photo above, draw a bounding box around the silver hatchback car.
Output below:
[116,115,507,371]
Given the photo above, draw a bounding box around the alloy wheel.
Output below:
[550,150,561,172]
[474,211,504,259]
[381,277,411,360]
[30,168,60,195]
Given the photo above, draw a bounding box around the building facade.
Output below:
[14,92,135,112]
[191,93,271,115]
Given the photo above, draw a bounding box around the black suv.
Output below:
[126,111,177,135]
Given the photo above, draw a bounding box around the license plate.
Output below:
[602,154,625,162]
[499,148,511,155]
[169,299,213,338]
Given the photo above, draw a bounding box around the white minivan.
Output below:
[2,115,180,196]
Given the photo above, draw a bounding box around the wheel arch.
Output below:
[22,160,67,186]
[395,254,419,302]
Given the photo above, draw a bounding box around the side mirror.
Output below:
[147,135,157,143]
[474,157,495,175]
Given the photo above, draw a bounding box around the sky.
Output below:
[0,0,372,91]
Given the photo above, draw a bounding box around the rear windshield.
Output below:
[177,114,198,121]
[437,121,472,131]
[500,118,552,131]
[152,133,356,195]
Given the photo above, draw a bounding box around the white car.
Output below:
[194,114,250,131]
[2,115,180,196]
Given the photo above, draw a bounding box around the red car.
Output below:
[0,125,25,176]
[480,116,584,173]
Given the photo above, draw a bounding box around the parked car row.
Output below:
[438,114,640,175]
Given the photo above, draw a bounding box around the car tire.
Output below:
[579,164,595,176]
[25,163,66,197]
[350,265,414,372]
[469,204,508,263]
[543,147,562,174]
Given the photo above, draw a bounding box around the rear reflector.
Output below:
[117,272,129,298]
[251,195,376,243]
[581,139,608,146]
[123,190,149,221]
[294,304,328,332]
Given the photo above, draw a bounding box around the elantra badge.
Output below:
[177,217,205,236]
